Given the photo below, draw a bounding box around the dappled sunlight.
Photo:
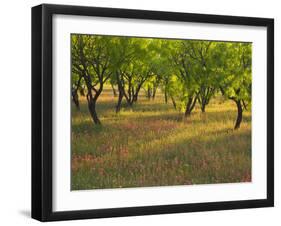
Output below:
[71,87,251,190]
[70,34,252,190]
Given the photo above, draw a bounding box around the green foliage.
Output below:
[214,42,252,103]
[71,34,114,86]
[71,34,252,122]
[70,35,253,188]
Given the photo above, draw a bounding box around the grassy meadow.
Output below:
[71,87,251,190]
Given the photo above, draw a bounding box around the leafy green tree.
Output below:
[71,34,113,124]
[143,74,161,100]
[169,40,200,116]
[71,34,252,130]
[182,41,217,113]
[109,37,138,112]
[112,38,155,111]
[149,40,178,105]
[216,42,252,129]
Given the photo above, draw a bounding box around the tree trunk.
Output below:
[72,89,80,110]
[116,85,124,113]
[84,77,102,125]
[127,100,133,107]
[152,86,157,99]
[242,99,247,110]
[171,96,177,110]
[132,85,141,103]
[185,96,197,117]
[234,100,243,129]
[147,87,152,100]
[198,95,207,113]
[201,104,206,113]
[125,85,141,107]
[116,93,123,113]
[111,84,117,97]
[185,97,193,117]
[79,88,85,97]
[164,89,168,104]
[132,95,137,103]
[88,98,101,124]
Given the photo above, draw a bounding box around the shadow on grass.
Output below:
[72,106,251,135]
[73,97,251,125]
[71,125,251,190]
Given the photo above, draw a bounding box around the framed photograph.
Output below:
[32,4,274,221]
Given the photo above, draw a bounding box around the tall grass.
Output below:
[71,88,251,190]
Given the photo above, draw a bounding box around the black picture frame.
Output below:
[32,3,274,222]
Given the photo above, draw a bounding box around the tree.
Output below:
[109,37,137,112]
[112,38,155,111]
[71,34,113,124]
[149,40,179,106]
[71,72,82,110]
[216,42,252,129]
[182,41,217,113]
[109,79,118,97]
[170,40,200,117]
[143,74,161,100]
[71,34,252,129]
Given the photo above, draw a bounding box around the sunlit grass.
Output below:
[71,88,251,190]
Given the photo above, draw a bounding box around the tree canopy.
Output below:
[71,34,252,129]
